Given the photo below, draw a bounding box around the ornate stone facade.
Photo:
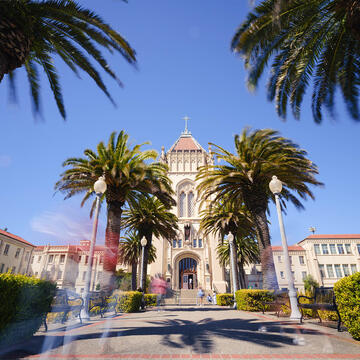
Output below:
[148,129,228,292]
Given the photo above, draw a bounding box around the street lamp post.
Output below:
[139,236,147,290]
[228,233,238,308]
[269,175,302,321]
[82,175,107,320]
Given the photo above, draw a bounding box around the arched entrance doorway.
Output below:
[179,257,197,289]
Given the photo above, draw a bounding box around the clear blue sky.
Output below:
[0,0,359,247]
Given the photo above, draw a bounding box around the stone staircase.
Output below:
[165,289,198,305]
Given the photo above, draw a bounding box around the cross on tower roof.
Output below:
[182,115,191,135]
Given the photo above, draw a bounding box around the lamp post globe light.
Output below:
[82,175,107,320]
[269,175,302,321]
[228,233,238,308]
[140,236,147,291]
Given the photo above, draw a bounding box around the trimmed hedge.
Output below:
[144,294,157,307]
[334,272,360,340]
[116,291,142,313]
[216,293,234,306]
[235,289,273,311]
[0,273,56,346]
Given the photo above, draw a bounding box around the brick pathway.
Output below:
[1,306,360,360]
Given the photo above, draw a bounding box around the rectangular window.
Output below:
[57,271,62,280]
[85,256,89,264]
[173,239,177,248]
[326,264,334,278]
[78,256,82,262]
[0,264,4,273]
[329,244,336,255]
[198,239,202,248]
[80,288,84,293]
[351,264,357,274]
[345,244,352,254]
[193,239,197,247]
[334,264,342,278]
[280,271,284,279]
[337,244,345,254]
[60,255,65,263]
[291,271,295,280]
[314,244,320,255]
[278,255,282,263]
[357,244,360,255]
[302,271,307,280]
[178,239,182,248]
[48,255,54,263]
[97,271,102,280]
[15,248,20,258]
[299,256,305,265]
[342,264,350,276]
[289,256,292,265]
[38,255,42,263]
[82,271,86,281]
[31,256,34,264]
[3,244,10,256]
[321,244,329,255]
[24,252,29,261]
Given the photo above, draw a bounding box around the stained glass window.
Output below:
[179,192,186,217]
[188,192,194,217]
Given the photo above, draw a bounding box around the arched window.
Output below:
[188,192,194,217]
[179,192,186,217]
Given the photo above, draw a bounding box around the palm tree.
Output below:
[216,235,259,289]
[232,0,360,123]
[0,0,136,119]
[122,194,178,291]
[200,201,257,290]
[197,128,322,289]
[55,131,175,290]
[118,231,157,291]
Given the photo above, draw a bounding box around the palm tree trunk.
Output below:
[251,208,279,290]
[237,260,247,289]
[103,201,123,292]
[140,232,152,292]
[231,236,241,291]
[131,261,138,291]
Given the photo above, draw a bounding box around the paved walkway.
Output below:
[2,306,360,360]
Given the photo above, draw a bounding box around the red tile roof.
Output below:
[305,234,360,239]
[271,245,305,251]
[0,229,35,247]
[172,136,201,151]
[34,244,105,252]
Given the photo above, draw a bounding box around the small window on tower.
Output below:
[173,239,177,248]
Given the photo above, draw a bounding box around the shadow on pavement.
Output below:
[0,314,322,359]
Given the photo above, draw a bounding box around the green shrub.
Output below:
[235,289,273,311]
[216,293,234,306]
[116,291,142,313]
[144,294,157,307]
[0,273,56,346]
[334,272,360,340]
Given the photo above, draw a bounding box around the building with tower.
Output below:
[146,123,228,293]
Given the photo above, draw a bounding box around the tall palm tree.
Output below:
[200,201,257,290]
[122,194,178,291]
[0,0,136,119]
[55,131,175,290]
[197,128,322,290]
[118,231,157,291]
[232,0,360,123]
[216,235,259,289]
